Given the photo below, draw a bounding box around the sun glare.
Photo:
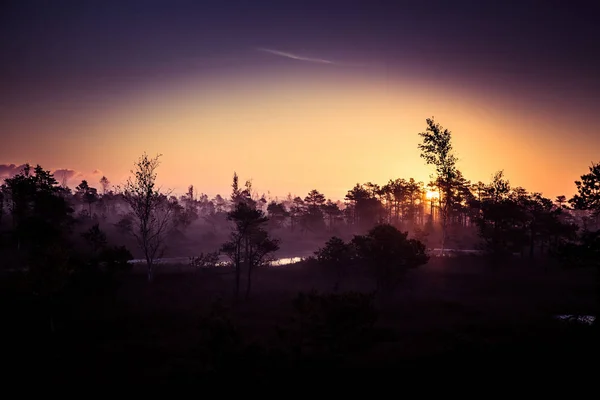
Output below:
[426,190,439,199]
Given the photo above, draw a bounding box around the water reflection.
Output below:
[555,315,596,325]
[128,255,305,267]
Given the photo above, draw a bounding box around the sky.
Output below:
[1,0,599,201]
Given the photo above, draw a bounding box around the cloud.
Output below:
[92,169,103,175]
[257,48,335,65]
[52,169,80,184]
[0,163,27,179]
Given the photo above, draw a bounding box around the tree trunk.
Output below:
[440,205,448,256]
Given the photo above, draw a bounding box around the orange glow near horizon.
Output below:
[426,190,440,200]
[0,69,597,202]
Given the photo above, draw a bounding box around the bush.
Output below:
[352,224,429,293]
[314,236,355,291]
[189,251,221,269]
[99,245,133,274]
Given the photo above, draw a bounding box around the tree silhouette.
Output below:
[562,161,600,321]
[322,200,343,231]
[570,161,600,230]
[345,184,383,230]
[303,189,326,232]
[122,153,174,282]
[82,223,108,256]
[304,189,326,207]
[243,228,279,298]
[1,164,75,332]
[352,224,428,295]
[475,171,525,259]
[221,201,279,300]
[3,164,74,254]
[267,201,289,229]
[99,175,110,195]
[289,196,306,233]
[418,117,458,255]
[314,236,354,291]
[81,223,133,274]
[76,180,98,217]
[221,174,279,300]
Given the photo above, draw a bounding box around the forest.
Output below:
[1,118,599,382]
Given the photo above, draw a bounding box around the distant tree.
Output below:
[304,189,326,208]
[405,178,426,227]
[570,161,600,230]
[303,189,326,231]
[122,153,174,282]
[345,184,384,230]
[345,183,368,226]
[267,201,290,229]
[76,180,98,217]
[114,214,134,234]
[555,225,600,327]
[1,164,75,332]
[221,199,279,300]
[289,196,306,233]
[314,236,355,291]
[170,196,195,231]
[230,172,243,205]
[352,224,429,295]
[475,171,525,260]
[221,174,280,299]
[561,162,600,323]
[3,164,74,254]
[81,223,133,274]
[213,194,227,213]
[322,200,343,231]
[418,117,458,255]
[82,223,108,256]
[99,175,110,195]
[243,228,279,298]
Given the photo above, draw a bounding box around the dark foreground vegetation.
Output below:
[1,118,599,383]
[2,257,598,383]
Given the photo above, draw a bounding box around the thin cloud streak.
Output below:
[257,48,335,65]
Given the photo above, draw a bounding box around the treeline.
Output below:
[0,118,599,334]
[1,118,598,270]
[0,165,581,261]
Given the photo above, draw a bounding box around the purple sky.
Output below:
[1,0,598,199]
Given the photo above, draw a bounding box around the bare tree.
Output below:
[418,117,458,255]
[122,153,174,282]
